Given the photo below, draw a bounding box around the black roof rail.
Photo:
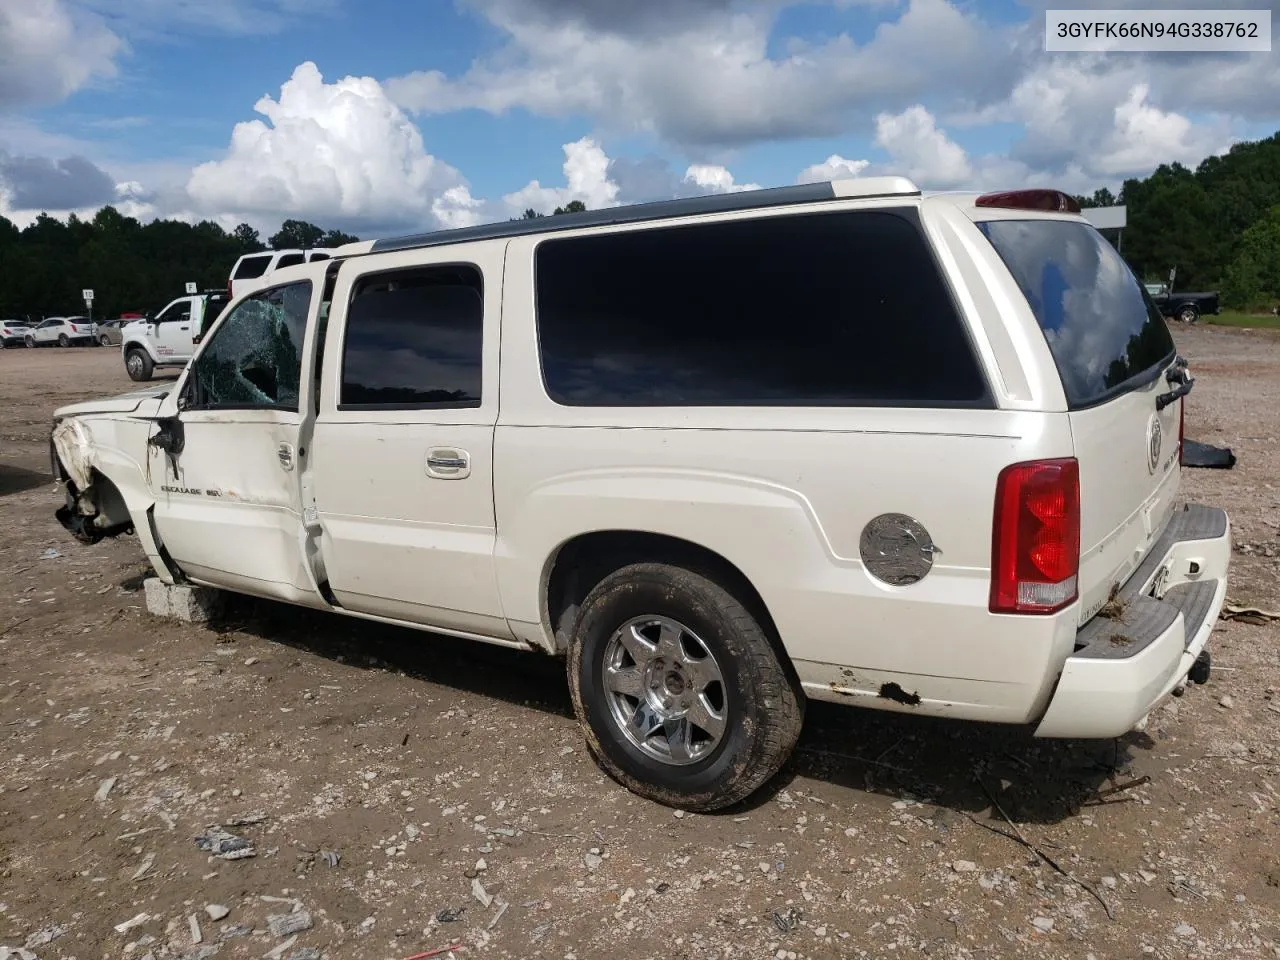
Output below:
[368,177,921,254]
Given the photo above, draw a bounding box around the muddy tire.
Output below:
[125,348,153,382]
[567,562,803,812]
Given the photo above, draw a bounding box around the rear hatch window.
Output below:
[977,219,1174,409]
[980,217,1182,624]
[234,254,273,280]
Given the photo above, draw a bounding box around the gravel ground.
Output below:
[1,328,1278,960]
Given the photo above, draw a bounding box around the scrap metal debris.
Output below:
[1183,439,1236,469]
[1221,600,1280,625]
[267,911,314,937]
[435,907,465,923]
[194,825,255,860]
[771,907,801,933]
[224,811,267,827]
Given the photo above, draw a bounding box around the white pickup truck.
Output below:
[49,179,1230,811]
[121,291,230,381]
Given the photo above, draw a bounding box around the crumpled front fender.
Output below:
[50,417,135,544]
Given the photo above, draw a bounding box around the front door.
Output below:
[309,244,510,639]
[152,299,196,363]
[149,278,321,604]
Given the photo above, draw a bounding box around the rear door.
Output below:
[978,217,1182,622]
[309,243,509,639]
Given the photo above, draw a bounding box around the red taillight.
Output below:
[990,458,1080,615]
[975,189,1081,214]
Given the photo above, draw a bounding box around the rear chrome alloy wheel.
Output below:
[601,615,727,766]
[126,353,144,377]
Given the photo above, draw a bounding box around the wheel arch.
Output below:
[542,529,801,691]
[122,338,154,357]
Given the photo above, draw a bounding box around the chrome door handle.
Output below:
[426,448,470,479]
[277,442,294,471]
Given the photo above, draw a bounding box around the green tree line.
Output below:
[4,131,1279,322]
[0,211,358,321]
[1076,130,1280,309]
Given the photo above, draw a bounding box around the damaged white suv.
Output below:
[49,179,1230,811]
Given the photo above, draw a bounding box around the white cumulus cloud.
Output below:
[0,0,124,109]
[502,137,621,215]
[387,0,1013,150]
[873,105,972,187]
[796,154,870,184]
[683,164,760,193]
[186,61,472,233]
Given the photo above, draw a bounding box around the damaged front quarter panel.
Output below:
[51,416,135,544]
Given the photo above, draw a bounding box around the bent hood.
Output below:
[53,385,171,419]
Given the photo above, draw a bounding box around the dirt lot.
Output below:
[2,330,1279,960]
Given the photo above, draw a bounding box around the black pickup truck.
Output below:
[1144,282,1220,324]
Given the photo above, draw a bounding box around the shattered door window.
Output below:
[191,280,312,411]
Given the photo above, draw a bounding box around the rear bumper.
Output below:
[1034,503,1230,738]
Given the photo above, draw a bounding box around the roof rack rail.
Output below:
[369,175,922,254]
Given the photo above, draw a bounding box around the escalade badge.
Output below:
[1147,414,1163,474]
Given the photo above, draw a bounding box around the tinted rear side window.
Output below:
[978,219,1175,409]
[340,265,483,409]
[534,210,988,407]
[233,254,272,280]
[275,253,306,269]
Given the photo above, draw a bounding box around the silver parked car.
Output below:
[95,318,126,347]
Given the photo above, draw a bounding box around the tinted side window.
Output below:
[535,210,988,407]
[233,254,272,280]
[978,219,1175,409]
[308,252,330,262]
[340,265,482,409]
[191,281,311,411]
[275,253,306,269]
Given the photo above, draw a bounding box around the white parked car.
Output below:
[25,316,99,347]
[49,179,1229,811]
[120,291,231,381]
[228,248,332,299]
[1,319,31,348]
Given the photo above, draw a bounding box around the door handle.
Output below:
[277,442,294,472]
[179,325,189,330]
[426,448,470,479]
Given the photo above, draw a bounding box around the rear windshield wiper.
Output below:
[1156,355,1194,410]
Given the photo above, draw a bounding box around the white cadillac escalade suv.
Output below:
[48,178,1230,811]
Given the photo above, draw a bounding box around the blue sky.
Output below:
[0,0,1277,237]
